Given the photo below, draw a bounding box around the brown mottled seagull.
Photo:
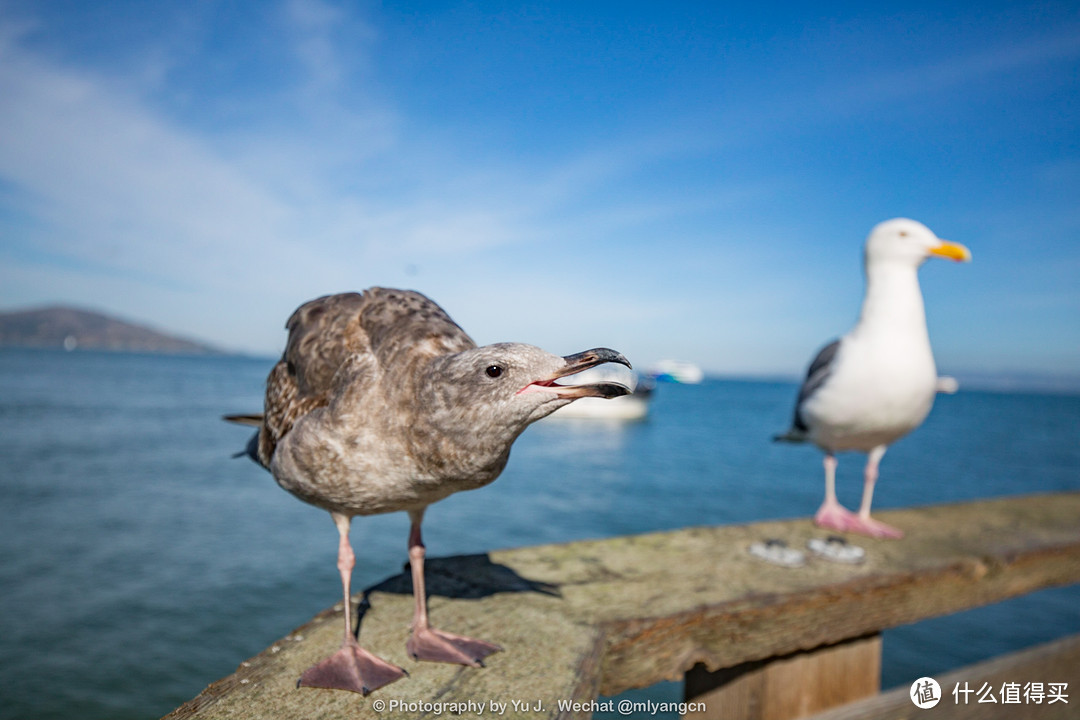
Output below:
[226,288,630,695]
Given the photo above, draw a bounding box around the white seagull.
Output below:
[776,219,971,538]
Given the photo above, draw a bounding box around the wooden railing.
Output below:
[164,492,1080,720]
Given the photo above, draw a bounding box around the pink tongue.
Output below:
[517,381,557,396]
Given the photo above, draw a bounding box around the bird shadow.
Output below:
[351,553,561,632]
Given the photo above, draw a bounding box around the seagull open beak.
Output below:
[521,348,632,399]
[929,240,972,262]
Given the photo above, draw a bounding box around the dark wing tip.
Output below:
[773,429,807,443]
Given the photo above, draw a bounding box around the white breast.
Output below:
[802,330,937,452]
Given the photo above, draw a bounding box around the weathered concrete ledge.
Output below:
[165,492,1080,720]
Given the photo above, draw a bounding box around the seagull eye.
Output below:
[485,365,503,378]
[899,231,909,237]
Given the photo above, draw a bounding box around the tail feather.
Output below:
[223,413,263,427]
[773,428,807,443]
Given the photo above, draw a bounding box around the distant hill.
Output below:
[0,306,221,355]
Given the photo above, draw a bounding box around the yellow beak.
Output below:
[929,240,972,262]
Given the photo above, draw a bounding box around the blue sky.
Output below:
[1,1,1078,384]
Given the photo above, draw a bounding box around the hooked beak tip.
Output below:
[560,347,631,372]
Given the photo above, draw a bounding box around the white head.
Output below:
[865,218,972,269]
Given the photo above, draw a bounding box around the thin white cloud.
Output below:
[0,7,693,354]
[827,30,1080,113]
[284,0,380,94]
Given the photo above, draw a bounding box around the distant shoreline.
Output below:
[0,305,223,356]
[0,345,274,362]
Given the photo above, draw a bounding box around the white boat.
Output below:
[647,360,703,384]
[548,369,653,421]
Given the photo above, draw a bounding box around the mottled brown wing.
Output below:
[258,293,370,466]
[256,360,320,466]
[256,289,474,467]
[357,287,475,371]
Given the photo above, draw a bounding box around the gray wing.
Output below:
[793,339,841,432]
[257,289,475,467]
[775,339,840,441]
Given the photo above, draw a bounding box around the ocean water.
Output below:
[0,348,1078,720]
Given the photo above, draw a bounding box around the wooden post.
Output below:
[808,633,1080,720]
[683,634,881,720]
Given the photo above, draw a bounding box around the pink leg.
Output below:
[814,453,859,532]
[298,513,407,694]
[848,446,904,539]
[405,509,501,666]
